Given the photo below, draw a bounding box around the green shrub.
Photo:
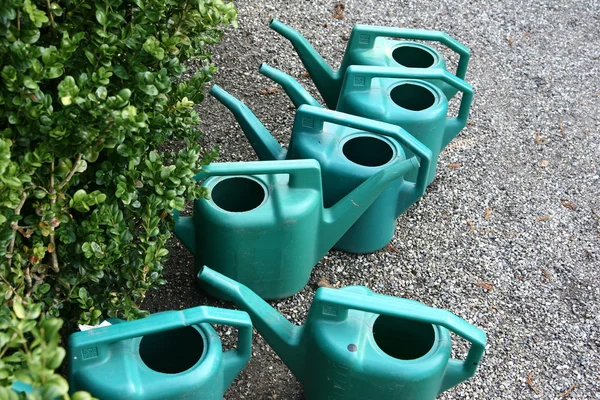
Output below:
[0,0,237,396]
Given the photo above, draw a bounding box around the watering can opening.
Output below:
[372,315,437,360]
[392,44,437,69]
[390,83,437,112]
[139,326,205,374]
[210,176,267,212]
[342,135,395,167]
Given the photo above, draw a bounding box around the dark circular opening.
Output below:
[392,46,435,68]
[390,84,435,111]
[139,326,204,374]
[342,136,393,167]
[211,177,265,212]
[372,315,435,360]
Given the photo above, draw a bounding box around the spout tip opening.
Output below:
[197,265,206,279]
[268,18,277,27]
[209,84,220,95]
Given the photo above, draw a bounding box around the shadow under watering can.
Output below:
[68,306,252,399]
[173,157,419,299]
[260,63,473,185]
[209,88,432,253]
[198,266,487,400]
[269,19,470,108]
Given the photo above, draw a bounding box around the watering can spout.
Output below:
[210,85,287,161]
[259,64,321,108]
[172,210,196,257]
[198,266,306,380]
[319,157,420,253]
[269,19,340,108]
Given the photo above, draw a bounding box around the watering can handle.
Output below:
[315,288,486,378]
[294,105,432,194]
[69,306,253,364]
[349,25,470,80]
[343,65,473,134]
[187,159,322,190]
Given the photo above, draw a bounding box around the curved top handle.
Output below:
[347,25,470,80]
[343,66,472,122]
[294,105,432,195]
[314,288,486,377]
[69,306,253,361]
[191,159,322,191]
[342,65,473,145]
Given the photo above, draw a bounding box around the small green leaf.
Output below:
[113,65,129,79]
[13,299,25,319]
[39,283,51,294]
[23,76,39,90]
[95,9,107,25]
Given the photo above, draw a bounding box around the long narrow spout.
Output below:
[197,266,306,381]
[319,157,419,254]
[259,64,321,108]
[269,19,340,108]
[210,85,286,160]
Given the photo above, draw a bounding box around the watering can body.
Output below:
[286,111,430,253]
[269,19,470,108]
[210,87,432,254]
[174,157,419,298]
[68,306,252,400]
[198,266,487,400]
[259,64,472,186]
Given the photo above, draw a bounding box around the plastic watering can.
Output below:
[173,158,418,298]
[210,86,432,254]
[68,306,252,399]
[198,266,487,400]
[269,19,470,108]
[259,63,472,185]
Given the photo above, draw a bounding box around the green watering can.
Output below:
[174,157,419,299]
[259,63,472,185]
[269,19,470,108]
[210,86,432,254]
[68,306,252,399]
[198,266,487,400]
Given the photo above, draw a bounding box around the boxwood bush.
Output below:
[0,0,237,397]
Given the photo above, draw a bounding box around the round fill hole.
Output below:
[392,46,435,68]
[343,136,393,167]
[372,315,435,360]
[139,326,204,374]
[211,177,265,212]
[390,84,435,111]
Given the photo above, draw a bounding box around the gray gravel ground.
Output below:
[143,0,600,398]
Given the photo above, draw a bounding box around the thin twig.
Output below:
[24,266,33,296]
[48,161,59,273]
[56,153,82,191]
[45,0,55,27]
[0,274,20,300]
[560,385,576,398]
[526,373,540,395]
[7,191,27,267]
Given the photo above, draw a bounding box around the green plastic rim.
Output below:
[139,326,205,374]
[210,176,266,212]
[390,83,436,111]
[392,44,437,68]
[372,315,436,360]
[342,135,395,167]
